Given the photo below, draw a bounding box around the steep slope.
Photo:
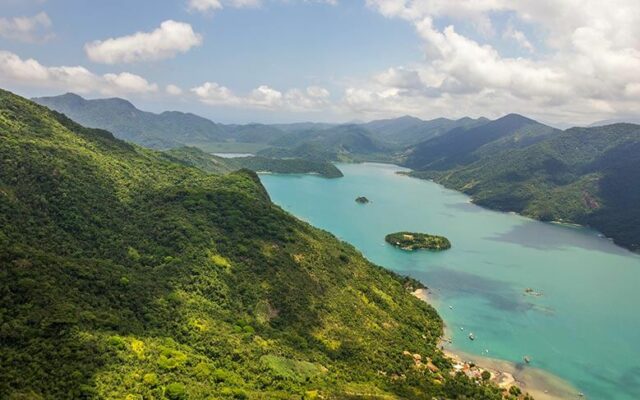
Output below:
[0,90,505,399]
[404,114,559,170]
[32,94,305,151]
[411,123,640,251]
[33,93,230,148]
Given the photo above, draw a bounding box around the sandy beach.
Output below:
[412,289,583,399]
[443,347,581,400]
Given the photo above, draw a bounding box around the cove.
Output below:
[260,162,640,400]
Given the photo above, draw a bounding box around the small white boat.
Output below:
[468,333,475,341]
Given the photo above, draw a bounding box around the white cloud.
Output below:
[188,0,336,14]
[187,0,264,14]
[503,25,534,53]
[0,12,53,43]
[191,82,239,105]
[349,0,640,124]
[191,81,331,111]
[188,0,223,12]
[166,84,183,95]
[103,72,158,94]
[0,50,158,96]
[85,20,202,64]
[247,85,283,108]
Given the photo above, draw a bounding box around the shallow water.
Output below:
[260,162,640,400]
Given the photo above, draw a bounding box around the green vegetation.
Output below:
[35,93,490,163]
[33,93,288,150]
[385,232,452,251]
[165,147,343,178]
[407,122,640,251]
[0,89,510,399]
[363,115,488,147]
[259,124,390,162]
[404,114,559,171]
[187,141,271,154]
[232,156,343,178]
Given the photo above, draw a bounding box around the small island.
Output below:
[355,196,370,204]
[385,232,451,251]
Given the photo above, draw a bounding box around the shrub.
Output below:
[165,382,186,399]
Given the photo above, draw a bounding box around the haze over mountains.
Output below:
[33,92,640,251]
[33,93,488,154]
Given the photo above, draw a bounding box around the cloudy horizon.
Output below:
[1,0,639,126]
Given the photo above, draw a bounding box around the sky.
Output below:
[1,0,639,126]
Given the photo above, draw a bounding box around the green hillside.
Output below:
[410,123,640,251]
[166,147,344,178]
[0,89,508,399]
[260,124,391,162]
[404,114,559,171]
[32,94,291,150]
[32,93,226,148]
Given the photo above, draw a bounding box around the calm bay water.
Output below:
[260,162,640,400]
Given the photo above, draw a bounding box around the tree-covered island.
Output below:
[385,232,452,251]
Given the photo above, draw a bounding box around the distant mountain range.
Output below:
[408,118,640,251]
[33,92,640,251]
[33,93,486,154]
[589,116,640,127]
[33,93,276,149]
[403,114,560,171]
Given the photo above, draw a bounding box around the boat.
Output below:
[523,356,531,364]
[468,333,475,341]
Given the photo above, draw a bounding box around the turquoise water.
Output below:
[260,162,640,400]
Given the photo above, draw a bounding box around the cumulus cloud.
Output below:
[85,20,202,64]
[0,50,158,95]
[191,81,331,111]
[166,84,183,95]
[0,12,53,43]
[503,25,534,53]
[349,0,640,124]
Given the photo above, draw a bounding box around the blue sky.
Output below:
[1,0,639,125]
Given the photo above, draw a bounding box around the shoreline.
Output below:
[412,289,582,399]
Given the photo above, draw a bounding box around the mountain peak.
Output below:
[497,113,537,124]
[100,97,137,110]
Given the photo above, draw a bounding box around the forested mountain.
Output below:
[410,123,640,251]
[363,115,488,147]
[404,114,559,171]
[0,89,508,399]
[33,93,485,157]
[33,93,226,148]
[32,94,291,150]
[165,147,344,178]
[259,124,391,161]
